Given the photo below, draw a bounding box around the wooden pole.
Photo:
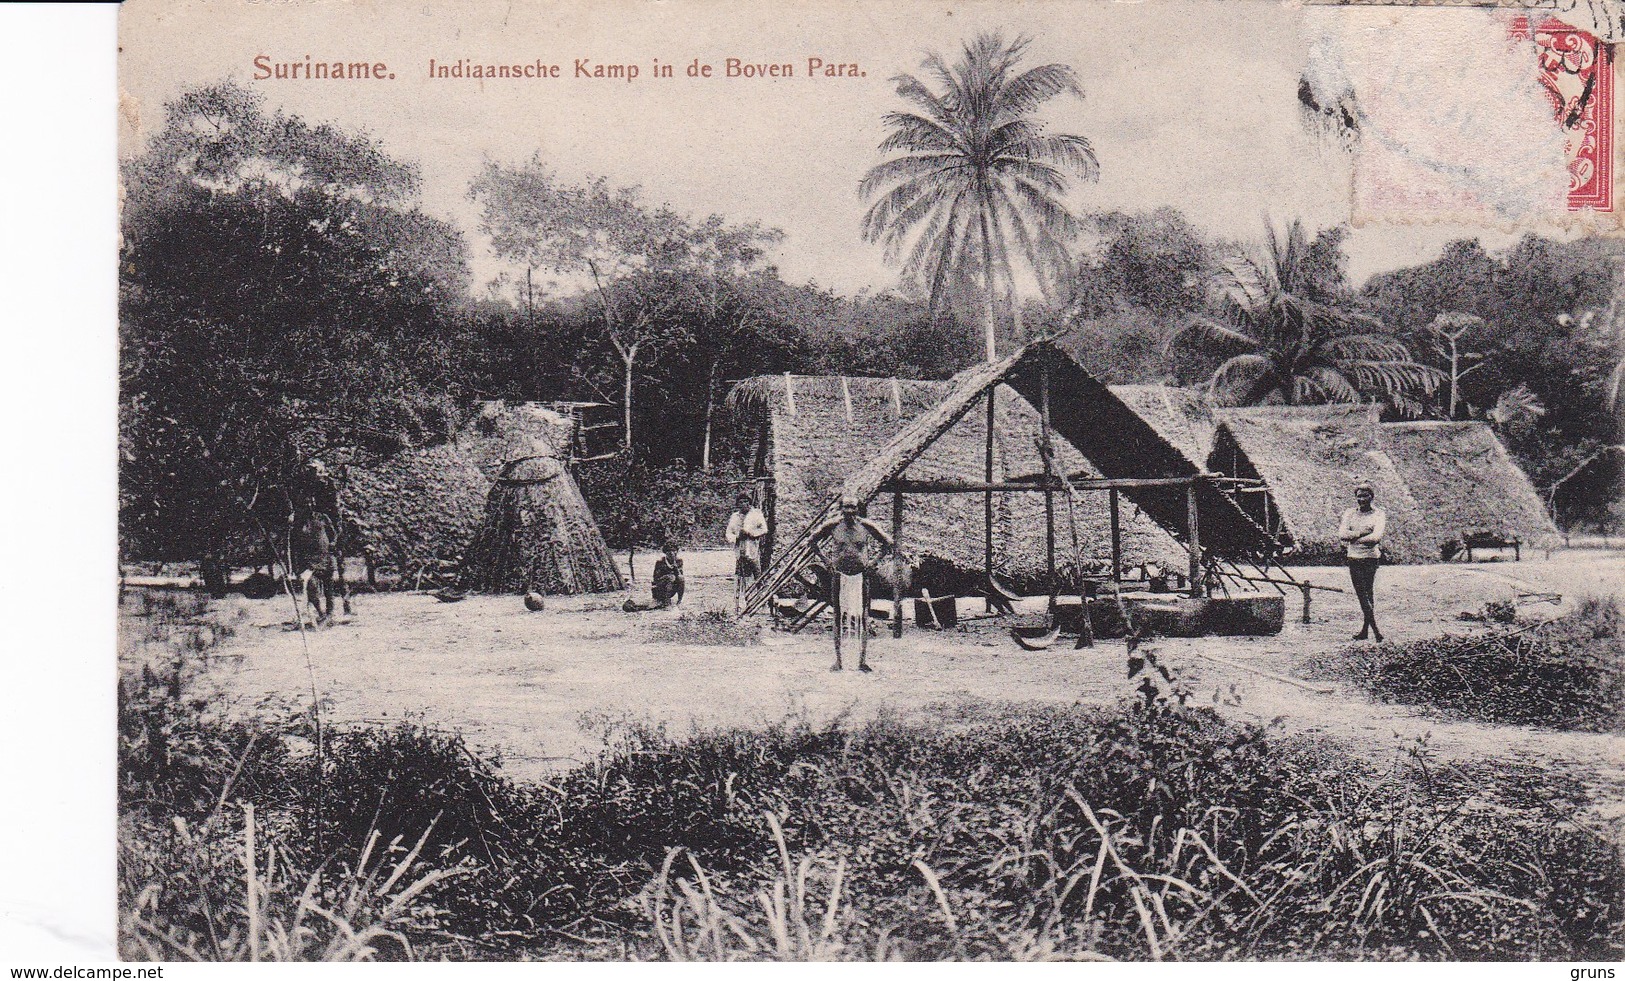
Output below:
[1109,487,1122,585]
[984,388,995,612]
[1040,363,1056,613]
[891,491,904,639]
[1186,482,1202,599]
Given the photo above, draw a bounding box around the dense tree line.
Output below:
[120,79,1624,566]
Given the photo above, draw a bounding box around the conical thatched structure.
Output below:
[460,455,624,595]
[334,402,579,584]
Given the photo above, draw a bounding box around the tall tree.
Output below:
[859,32,1099,361]
[675,217,784,469]
[470,160,694,452]
[1169,220,1442,411]
[120,81,477,563]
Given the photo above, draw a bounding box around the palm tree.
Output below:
[859,32,1099,361]
[1170,220,1443,412]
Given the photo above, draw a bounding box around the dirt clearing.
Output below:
[149,548,1625,817]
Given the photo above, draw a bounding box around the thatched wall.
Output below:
[1380,422,1560,556]
[336,402,580,581]
[1208,407,1422,562]
[731,373,1189,586]
[460,455,624,594]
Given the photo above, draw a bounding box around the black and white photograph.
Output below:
[16,0,1625,965]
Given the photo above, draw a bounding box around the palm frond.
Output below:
[1209,354,1274,404]
[996,63,1083,118]
[1299,365,1362,404]
[876,113,964,156]
[1166,315,1263,355]
[858,154,969,198]
[1014,134,1100,182]
[860,173,960,244]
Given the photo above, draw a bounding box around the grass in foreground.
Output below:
[1301,596,1625,732]
[118,594,1623,962]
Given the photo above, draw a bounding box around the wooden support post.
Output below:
[1186,482,1202,599]
[984,388,995,612]
[1300,580,1313,624]
[1040,364,1056,613]
[891,491,904,639]
[1109,488,1122,585]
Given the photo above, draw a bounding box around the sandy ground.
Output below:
[152,548,1625,818]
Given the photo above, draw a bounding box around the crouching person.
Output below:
[651,540,685,609]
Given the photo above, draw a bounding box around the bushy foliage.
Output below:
[1304,597,1625,732]
[575,458,742,549]
[122,669,1623,960]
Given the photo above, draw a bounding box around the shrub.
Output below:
[120,632,1623,960]
[1303,597,1625,731]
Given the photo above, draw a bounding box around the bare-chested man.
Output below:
[808,494,894,672]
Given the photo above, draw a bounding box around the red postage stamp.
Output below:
[1510,15,1614,212]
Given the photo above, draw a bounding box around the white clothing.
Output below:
[725,507,769,544]
[1338,505,1387,560]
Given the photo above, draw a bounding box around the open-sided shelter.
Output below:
[728,372,1197,593]
[734,341,1279,623]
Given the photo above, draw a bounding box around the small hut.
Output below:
[1206,407,1559,562]
[1380,422,1560,556]
[459,455,624,595]
[1206,405,1424,562]
[336,402,590,586]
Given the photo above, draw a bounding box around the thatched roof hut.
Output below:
[728,372,1191,589]
[1206,405,1423,562]
[1380,422,1560,556]
[729,345,1278,598]
[460,455,624,595]
[1206,407,1556,562]
[335,402,592,583]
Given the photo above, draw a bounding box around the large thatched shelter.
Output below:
[460,455,624,594]
[1380,422,1560,557]
[728,373,1193,590]
[335,402,614,588]
[730,342,1277,615]
[1206,407,1557,562]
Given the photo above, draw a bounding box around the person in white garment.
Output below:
[1337,481,1387,642]
[726,492,770,613]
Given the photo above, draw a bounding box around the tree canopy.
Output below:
[860,32,1099,360]
[120,82,481,561]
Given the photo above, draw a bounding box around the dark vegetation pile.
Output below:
[641,609,762,647]
[1302,597,1625,732]
[120,594,1623,962]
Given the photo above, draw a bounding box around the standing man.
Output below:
[809,494,895,672]
[289,498,338,626]
[726,492,770,614]
[1337,481,1387,642]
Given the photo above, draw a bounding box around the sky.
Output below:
[119,0,1587,297]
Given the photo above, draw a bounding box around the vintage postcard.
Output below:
[115,0,1624,964]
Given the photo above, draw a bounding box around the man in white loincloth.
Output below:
[809,494,895,672]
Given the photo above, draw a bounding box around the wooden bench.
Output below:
[1444,532,1521,562]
